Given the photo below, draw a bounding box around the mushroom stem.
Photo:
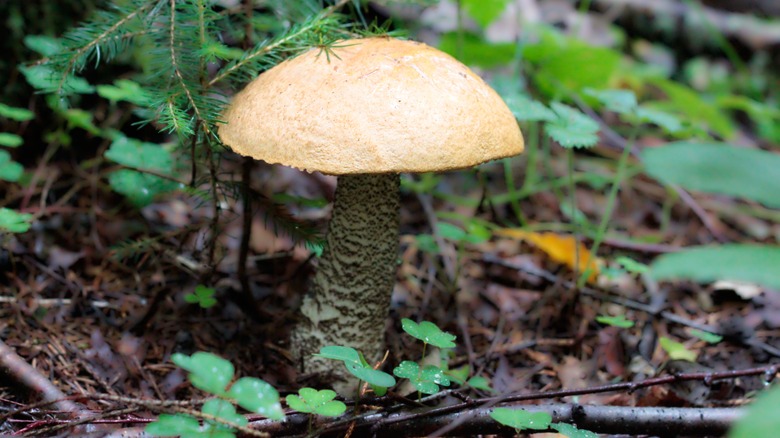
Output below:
[290,173,400,388]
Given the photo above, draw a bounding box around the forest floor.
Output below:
[1,0,780,437]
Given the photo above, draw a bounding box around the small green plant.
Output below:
[286,388,346,417]
[689,329,723,344]
[729,384,780,438]
[145,352,283,438]
[659,336,697,362]
[184,285,217,309]
[393,361,451,395]
[595,314,635,329]
[0,208,33,234]
[316,346,396,396]
[401,318,457,350]
[490,407,598,437]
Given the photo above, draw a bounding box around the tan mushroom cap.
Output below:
[218,37,524,175]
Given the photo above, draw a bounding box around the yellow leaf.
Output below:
[496,230,601,283]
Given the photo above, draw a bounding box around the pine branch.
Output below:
[207,0,353,87]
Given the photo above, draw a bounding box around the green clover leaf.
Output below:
[401,319,457,349]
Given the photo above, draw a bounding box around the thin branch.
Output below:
[169,0,210,135]
[206,0,353,87]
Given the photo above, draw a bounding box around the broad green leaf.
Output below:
[202,399,247,429]
[729,385,780,438]
[394,362,445,394]
[634,106,683,133]
[596,315,634,328]
[551,422,599,438]
[651,244,780,290]
[0,133,23,148]
[19,65,94,94]
[0,208,33,233]
[64,109,100,135]
[316,346,361,365]
[646,78,734,139]
[23,35,64,56]
[502,94,556,122]
[528,44,620,97]
[659,336,697,362]
[0,103,34,121]
[185,285,217,309]
[584,88,637,115]
[615,256,649,274]
[0,151,23,182]
[172,352,234,396]
[345,362,396,388]
[462,0,510,27]
[401,319,457,349]
[97,79,153,106]
[420,365,451,386]
[689,329,723,344]
[641,142,780,208]
[393,360,420,380]
[438,32,516,68]
[490,408,552,430]
[545,103,600,148]
[286,388,345,417]
[467,376,493,392]
[227,377,284,420]
[145,414,202,437]
[104,136,179,206]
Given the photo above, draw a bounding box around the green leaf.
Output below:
[392,360,420,380]
[641,142,780,208]
[202,398,247,429]
[438,32,517,68]
[551,422,599,438]
[529,44,620,97]
[145,414,202,437]
[19,65,94,94]
[0,208,33,233]
[729,385,780,438]
[23,35,64,57]
[462,0,510,27]
[227,377,284,420]
[401,319,457,349]
[104,136,180,206]
[659,336,697,362]
[64,109,100,135]
[286,388,346,417]
[646,77,734,139]
[394,361,447,394]
[615,256,649,274]
[490,408,552,430]
[0,103,34,121]
[596,315,635,328]
[467,376,493,392]
[0,133,23,148]
[584,88,638,115]
[650,244,780,290]
[185,285,217,308]
[345,362,396,388]
[689,329,723,344]
[0,151,23,182]
[502,94,556,122]
[634,106,683,133]
[172,352,234,396]
[316,346,362,365]
[545,103,600,148]
[97,79,153,106]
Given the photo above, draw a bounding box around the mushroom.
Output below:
[218,37,523,387]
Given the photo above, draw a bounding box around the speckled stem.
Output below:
[290,173,400,390]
